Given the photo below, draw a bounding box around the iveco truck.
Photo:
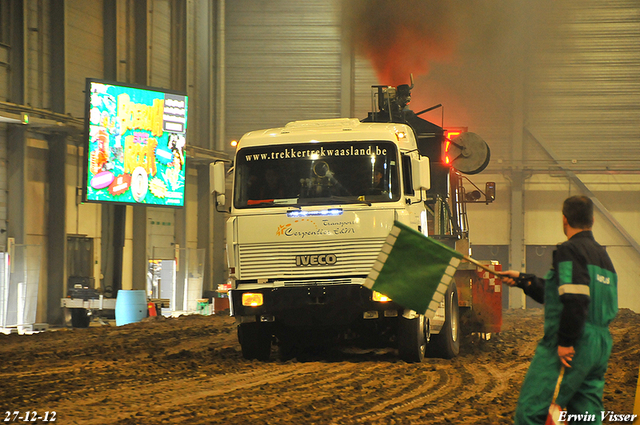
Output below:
[211,82,499,362]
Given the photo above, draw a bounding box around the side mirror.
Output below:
[411,157,430,191]
[210,161,226,206]
[485,181,496,202]
[210,161,226,194]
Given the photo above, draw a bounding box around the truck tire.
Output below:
[70,308,91,328]
[427,282,460,359]
[238,322,272,361]
[397,312,428,363]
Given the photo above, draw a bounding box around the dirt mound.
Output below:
[0,309,637,424]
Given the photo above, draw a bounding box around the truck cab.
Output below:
[214,117,464,362]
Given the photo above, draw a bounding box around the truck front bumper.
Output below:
[230,284,402,328]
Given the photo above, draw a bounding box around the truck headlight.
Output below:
[242,293,263,307]
[372,291,391,302]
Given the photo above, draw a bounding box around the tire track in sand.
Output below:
[54,362,322,424]
[328,364,463,424]
[197,362,393,423]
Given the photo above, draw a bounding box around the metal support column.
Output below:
[211,0,226,292]
[101,0,124,297]
[508,171,526,309]
[508,46,527,309]
[9,0,25,104]
[197,165,213,293]
[7,126,26,246]
[131,0,148,291]
[46,0,66,323]
[46,133,67,325]
[50,0,65,114]
[194,0,212,150]
[215,0,225,151]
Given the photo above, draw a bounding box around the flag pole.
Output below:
[461,254,506,277]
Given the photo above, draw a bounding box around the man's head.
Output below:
[562,196,594,235]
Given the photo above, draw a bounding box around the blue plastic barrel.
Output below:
[115,290,148,326]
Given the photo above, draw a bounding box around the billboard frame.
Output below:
[82,78,189,208]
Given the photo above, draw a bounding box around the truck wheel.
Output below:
[427,282,460,359]
[238,322,272,361]
[397,312,428,363]
[70,308,91,328]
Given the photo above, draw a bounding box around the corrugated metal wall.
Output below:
[225,0,342,141]
[0,2,9,102]
[148,207,176,260]
[526,0,640,170]
[343,1,640,174]
[353,55,377,120]
[149,0,171,89]
[25,0,50,109]
[27,138,48,244]
[66,0,104,118]
[0,58,7,102]
[148,1,175,261]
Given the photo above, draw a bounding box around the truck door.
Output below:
[399,154,427,234]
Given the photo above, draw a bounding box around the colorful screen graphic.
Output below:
[83,79,188,207]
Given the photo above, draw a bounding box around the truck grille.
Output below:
[238,238,385,280]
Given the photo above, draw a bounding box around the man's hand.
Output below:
[558,345,575,368]
[500,270,521,287]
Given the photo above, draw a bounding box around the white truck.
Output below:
[211,83,498,362]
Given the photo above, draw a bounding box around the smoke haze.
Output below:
[344,0,459,86]
[344,0,563,127]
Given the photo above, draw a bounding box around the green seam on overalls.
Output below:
[558,260,573,285]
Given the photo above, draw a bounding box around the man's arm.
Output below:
[500,271,545,304]
[514,273,545,304]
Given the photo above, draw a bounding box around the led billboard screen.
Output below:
[83,79,188,207]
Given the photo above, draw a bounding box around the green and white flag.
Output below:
[364,221,464,319]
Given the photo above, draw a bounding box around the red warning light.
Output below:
[444,140,451,164]
[443,127,468,166]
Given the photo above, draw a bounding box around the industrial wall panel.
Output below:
[186,171,198,248]
[353,55,377,120]
[116,0,129,82]
[608,246,640,312]
[149,0,171,90]
[27,144,47,237]
[526,0,640,170]
[63,143,101,238]
[225,0,342,141]
[26,0,50,109]
[0,45,8,102]
[148,207,176,260]
[465,174,511,245]
[66,0,104,118]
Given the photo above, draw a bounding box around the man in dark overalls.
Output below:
[502,195,618,424]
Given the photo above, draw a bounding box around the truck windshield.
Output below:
[234,141,401,208]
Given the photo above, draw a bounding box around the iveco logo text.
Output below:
[295,254,337,266]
